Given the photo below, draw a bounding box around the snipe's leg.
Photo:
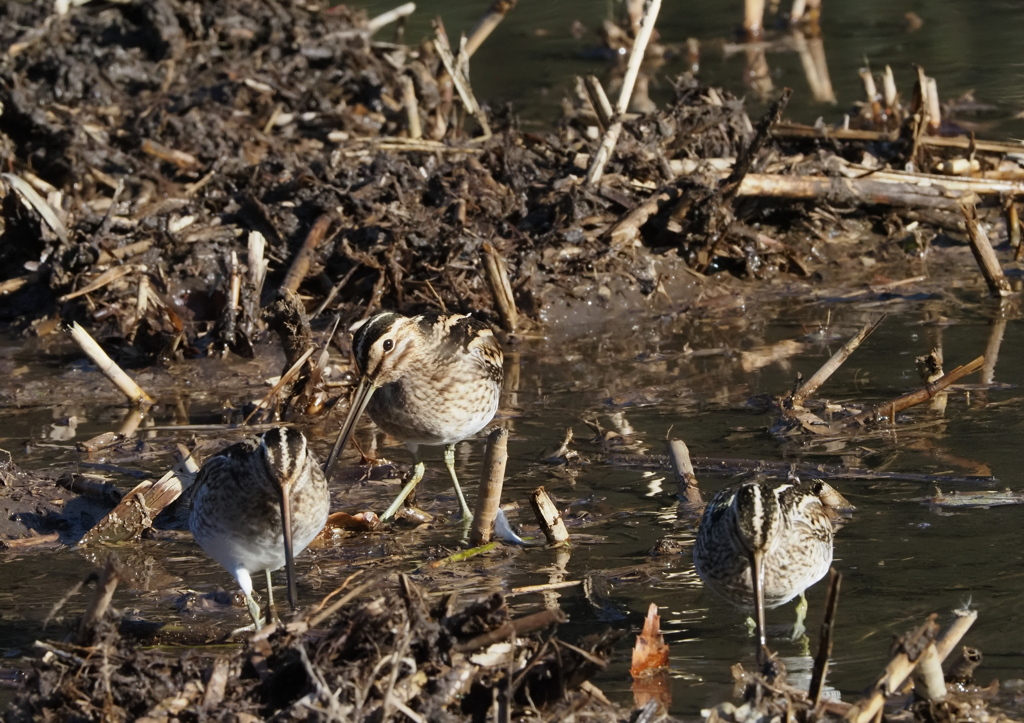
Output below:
[791,591,809,641]
[264,569,280,624]
[443,443,474,522]
[235,569,264,630]
[243,592,263,630]
[382,461,426,522]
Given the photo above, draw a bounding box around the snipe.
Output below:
[189,427,330,628]
[324,312,503,521]
[693,478,851,658]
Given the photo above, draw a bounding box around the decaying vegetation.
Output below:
[2,0,1023,720]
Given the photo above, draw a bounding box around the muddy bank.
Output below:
[2,0,1024,720]
[2,0,1021,354]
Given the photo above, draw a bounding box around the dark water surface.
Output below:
[4,2,1024,712]
[354,0,1024,137]
[2,284,1023,716]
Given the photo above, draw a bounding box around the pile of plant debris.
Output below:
[4,564,628,722]
[2,1,1024,720]
[3,0,1019,360]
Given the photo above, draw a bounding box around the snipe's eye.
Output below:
[382,338,395,352]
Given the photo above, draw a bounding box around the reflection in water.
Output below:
[2,296,1024,715]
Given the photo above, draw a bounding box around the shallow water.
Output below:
[354,0,1024,138]
[2,278,1024,716]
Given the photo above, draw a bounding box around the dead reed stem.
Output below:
[792,315,886,405]
[911,643,947,702]
[66,322,155,406]
[586,0,662,185]
[432,19,491,139]
[809,569,841,708]
[935,608,978,661]
[401,76,422,140]
[960,200,1012,297]
[530,487,569,545]
[463,0,518,59]
[366,2,416,36]
[845,615,940,723]
[582,75,614,130]
[471,428,509,545]
[281,215,332,295]
[482,242,518,333]
[857,355,984,424]
[667,439,702,507]
[846,610,976,723]
[75,557,120,646]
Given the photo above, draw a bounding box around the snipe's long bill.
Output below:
[692,478,852,660]
[324,311,503,522]
[189,427,330,629]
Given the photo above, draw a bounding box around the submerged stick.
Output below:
[856,355,984,423]
[960,201,1011,298]
[809,569,841,708]
[75,557,120,646]
[471,428,509,545]
[65,322,155,406]
[586,0,662,185]
[792,315,886,406]
[428,541,500,568]
[981,317,1007,386]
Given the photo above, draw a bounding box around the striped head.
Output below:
[730,480,846,553]
[350,311,503,387]
[325,311,503,476]
[259,427,313,495]
[731,482,783,556]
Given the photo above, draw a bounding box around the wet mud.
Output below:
[2,0,1024,720]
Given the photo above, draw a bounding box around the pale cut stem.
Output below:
[585,0,662,186]
[366,2,416,36]
[382,461,425,522]
[66,322,155,406]
[463,0,518,59]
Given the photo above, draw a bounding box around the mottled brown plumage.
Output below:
[189,427,330,627]
[325,312,503,521]
[693,478,849,657]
